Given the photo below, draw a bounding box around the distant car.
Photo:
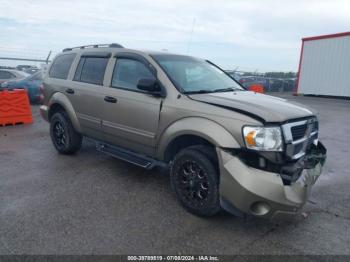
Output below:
[238,77,254,86]
[16,65,35,71]
[283,78,297,92]
[24,67,40,75]
[0,69,29,85]
[238,76,264,88]
[1,71,43,103]
[268,78,284,92]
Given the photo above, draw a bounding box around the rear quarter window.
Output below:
[49,54,76,79]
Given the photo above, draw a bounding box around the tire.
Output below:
[189,145,218,169]
[50,111,82,154]
[170,146,220,217]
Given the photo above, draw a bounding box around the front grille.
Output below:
[293,143,303,155]
[291,124,307,141]
[282,117,318,160]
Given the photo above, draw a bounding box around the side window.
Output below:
[74,57,108,85]
[74,59,84,81]
[0,71,15,79]
[111,59,154,91]
[49,54,76,79]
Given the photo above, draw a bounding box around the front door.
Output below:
[102,57,162,156]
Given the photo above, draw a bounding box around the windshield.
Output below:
[27,71,42,81]
[151,54,244,94]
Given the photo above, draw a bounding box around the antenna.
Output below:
[186,18,196,55]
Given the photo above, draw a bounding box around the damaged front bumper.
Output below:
[217,142,327,220]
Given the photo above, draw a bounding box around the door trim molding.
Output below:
[103,120,155,139]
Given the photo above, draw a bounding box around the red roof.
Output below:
[303,31,350,41]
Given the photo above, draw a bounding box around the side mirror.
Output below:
[137,78,161,93]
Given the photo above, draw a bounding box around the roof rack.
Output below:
[62,43,124,52]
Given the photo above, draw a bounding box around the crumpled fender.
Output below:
[156,117,240,160]
[48,92,82,133]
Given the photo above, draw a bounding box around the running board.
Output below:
[95,141,167,170]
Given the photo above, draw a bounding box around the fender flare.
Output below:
[48,92,82,133]
[157,117,240,160]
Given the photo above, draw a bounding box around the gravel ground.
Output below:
[0,94,349,255]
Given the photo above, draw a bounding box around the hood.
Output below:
[189,91,315,123]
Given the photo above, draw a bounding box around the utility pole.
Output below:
[45,51,52,64]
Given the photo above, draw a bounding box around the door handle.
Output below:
[65,88,75,94]
[104,96,117,103]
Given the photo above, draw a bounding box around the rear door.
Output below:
[101,53,162,156]
[68,52,110,139]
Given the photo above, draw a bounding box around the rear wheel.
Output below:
[170,146,220,216]
[50,112,82,154]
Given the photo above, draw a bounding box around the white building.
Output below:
[296,32,350,97]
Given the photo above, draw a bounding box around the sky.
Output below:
[0,0,349,71]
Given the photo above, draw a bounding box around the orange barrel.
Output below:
[248,84,264,94]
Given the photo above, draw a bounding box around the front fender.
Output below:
[157,117,240,160]
[48,92,82,133]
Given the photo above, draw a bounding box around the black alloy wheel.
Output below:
[170,146,220,216]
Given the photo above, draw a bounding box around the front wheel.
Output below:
[170,146,220,217]
[50,112,82,154]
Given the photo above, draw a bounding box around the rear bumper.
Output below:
[40,105,49,122]
[217,142,326,220]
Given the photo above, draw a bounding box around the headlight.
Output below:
[243,126,283,151]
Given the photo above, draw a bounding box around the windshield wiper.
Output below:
[212,87,242,93]
[184,87,243,95]
[183,89,214,94]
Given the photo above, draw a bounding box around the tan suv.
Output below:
[40,43,326,220]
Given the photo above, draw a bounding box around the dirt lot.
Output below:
[0,94,350,255]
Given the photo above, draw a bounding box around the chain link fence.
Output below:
[225,70,297,93]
